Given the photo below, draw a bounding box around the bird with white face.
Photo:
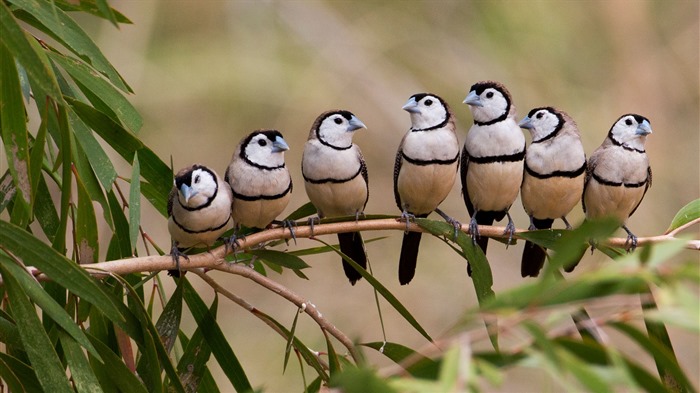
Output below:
[519,107,586,277]
[461,81,525,274]
[574,114,653,270]
[225,130,293,246]
[302,110,369,285]
[168,164,233,276]
[394,93,461,285]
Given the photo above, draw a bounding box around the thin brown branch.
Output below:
[25,218,699,281]
[191,269,331,370]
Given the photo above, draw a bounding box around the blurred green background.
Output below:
[85,1,698,391]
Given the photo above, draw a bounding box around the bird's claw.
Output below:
[562,216,573,230]
[169,244,190,276]
[622,225,638,252]
[281,219,297,245]
[307,216,321,238]
[469,217,480,245]
[355,211,365,223]
[398,210,415,233]
[503,214,516,248]
[446,217,461,241]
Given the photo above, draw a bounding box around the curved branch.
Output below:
[30,217,699,279]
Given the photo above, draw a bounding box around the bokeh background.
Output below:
[84,1,698,391]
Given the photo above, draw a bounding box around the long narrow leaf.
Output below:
[59,331,103,393]
[666,199,700,233]
[0,2,62,100]
[9,0,131,93]
[0,263,73,393]
[313,238,433,343]
[0,41,32,220]
[177,296,217,393]
[0,353,44,393]
[129,152,141,253]
[362,341,439,379]
[74,165,99,264]
[86,333,149,393]
[0,255,100,359]
[182,279,253,392]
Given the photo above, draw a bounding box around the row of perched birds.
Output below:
[167,80,653,284]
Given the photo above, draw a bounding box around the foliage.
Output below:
[0,3,698,393]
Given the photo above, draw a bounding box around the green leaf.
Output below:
[417,219,498,349]
[10,0,131,92]
[283,307,302,373]
[666,198,700,234]
[254,308,329,382]
[74,165,99,264]
[29,104,48,213]
[59,331,103,393]
[94,0,118,27]
[182,279,253,392]
[611,321,694,393]
[556,338,669,393]
[52,0,132,24]
[330,367,397,393]
[47,51,140,132]
[0,255,100,360]
[362,342,440,379]
[67,98,172,198]
[249,249,310,270]
[34,174,60,242]
[155,278,183,355]
[129,152,141,253]
[177,297,217,393]
[0,221,133,333]
[0,263,73,393]
[285,202,317,220]
[0,171,16,214]
[0,353,44,393]
[324,330,342,377]
[0,2,62,100]
[69,108,117,191]
[87,333,149,393]
[140,180,169,217]
[0,308,22,347]
[313,238,433,343]
[0,41,32,218]
[106,189,133,257]
[53,104,73,253]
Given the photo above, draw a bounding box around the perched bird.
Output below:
[394,93,460,285]
[225,130,293,243]
[302,110,369,285]
[461,81,525,272]
[519,107,586,277]
[168,164,233,276]
[574,114,653,270]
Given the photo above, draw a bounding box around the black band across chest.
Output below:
[525,161,586,179]
[401,151,459,166]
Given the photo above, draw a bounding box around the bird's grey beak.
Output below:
[402,97,420,113]
[463,91,482,107]
[518,116,534,129]
[636,120,653,136]
[347,115,367,132]
[180,184,197,203]
[272,137,290,152]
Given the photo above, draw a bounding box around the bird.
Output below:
[572,114,653,271]
[461,81,525,274]
[394,93,461,285]
[302,110,369,285]
[167,164,233,277]
[519,107,586,277]
[225,130,293,246]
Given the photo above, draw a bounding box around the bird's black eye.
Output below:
[486,91,494,98]
[536,112,543,119]
[194,175,200,184]
[334,117,343,125]
[625,118,633,126]
[258,139,267,147]
[424,99,433,106]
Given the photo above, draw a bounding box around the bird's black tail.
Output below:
[467,213,495,276]
[521,218,554,277]
[338,232,367,285]
[399,231,422,285]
